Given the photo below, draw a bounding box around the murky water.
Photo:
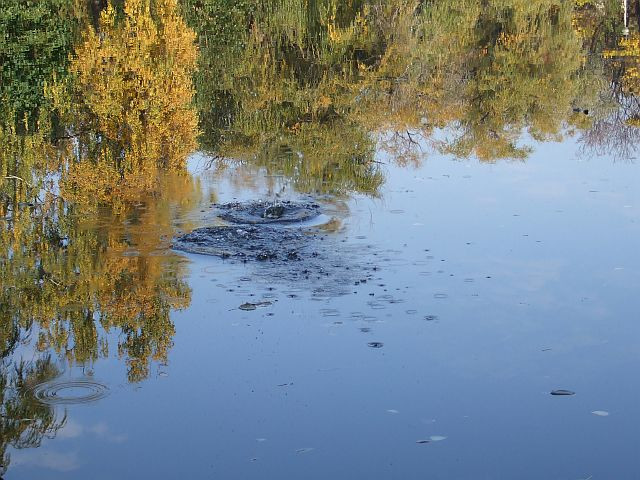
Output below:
[3,1,640,479]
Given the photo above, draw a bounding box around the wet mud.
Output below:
[172,224,321,262]
[172,200,377,295]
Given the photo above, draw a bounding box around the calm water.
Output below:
[2,1,640,479]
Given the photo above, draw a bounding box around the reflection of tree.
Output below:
[573,0,624,54]
[0,0,199,199]
[183,0,590,169]
[605,33,640,94]
[57,0,198,201]
[0,356,66,477]
[579,102,640,159]
[575,27,640,158]
[180,0,390,193]
[225,121,383,195]
[407,1,583,160]
[0,0,81,130]
[0,127,197,383]
[1,0,202,385]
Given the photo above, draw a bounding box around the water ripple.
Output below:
[31,379,110,406]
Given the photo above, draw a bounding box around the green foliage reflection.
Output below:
[0,357,66,477]
[180,0,602,172]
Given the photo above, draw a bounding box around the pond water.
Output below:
[6,140,640,480]
[2,1,640,479]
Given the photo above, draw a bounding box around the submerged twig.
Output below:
[3,175,32,187]
[3,175,66,204]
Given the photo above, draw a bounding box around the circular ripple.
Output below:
[31,379,109,406]
[216,200,321,225]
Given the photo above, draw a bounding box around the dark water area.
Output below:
[2,1,640,479]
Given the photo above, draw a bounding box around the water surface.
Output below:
[2,1,640,479]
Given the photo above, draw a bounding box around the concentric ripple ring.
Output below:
[31,379,110,405]
[216,200,321,225]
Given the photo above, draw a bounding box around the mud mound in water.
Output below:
[173,225,323,262]
[216,200,321,225]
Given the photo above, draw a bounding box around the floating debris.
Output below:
[173,225,315,262]
[550,390,575,396]
[239,301,272,311]
[295,448,314,454]
[367,342,384,348]
[416,439,430,444]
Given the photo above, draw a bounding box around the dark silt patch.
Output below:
[173,225,377,297]
[172,225,322,263]
[172,199,379,295]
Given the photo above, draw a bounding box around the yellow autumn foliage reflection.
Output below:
[63,0,198,202]
[0,125,199,383]
[604,34,640,94]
